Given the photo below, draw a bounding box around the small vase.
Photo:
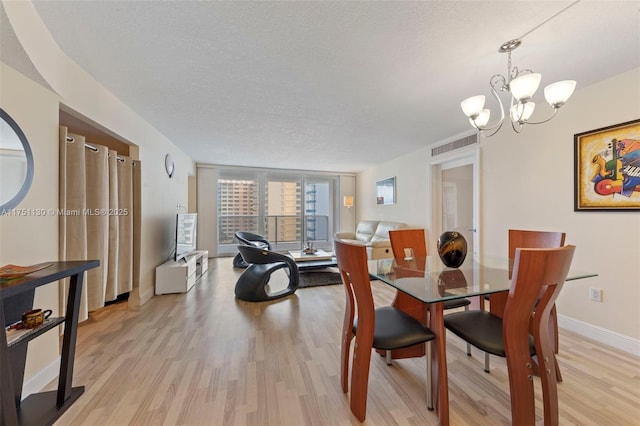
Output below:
[437,231,467,268]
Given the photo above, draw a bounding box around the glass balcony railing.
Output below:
[218,214,330,245]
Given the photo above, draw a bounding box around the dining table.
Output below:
[367,254,597,426]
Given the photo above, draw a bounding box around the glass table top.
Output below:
[367,255,597,304]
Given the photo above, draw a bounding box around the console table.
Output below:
[1,260,99,426]
[155,250,208,294]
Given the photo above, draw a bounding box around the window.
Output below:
[217,171,259,246]
[216,168,337,255]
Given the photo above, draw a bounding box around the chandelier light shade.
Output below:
[461,95,485,118]
[461,39,576,136]
[343,195,354,208]
[511,102,536,123]
[509,73,541,101]
[544,80,577,107]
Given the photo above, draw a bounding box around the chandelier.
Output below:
[460,39,576,137]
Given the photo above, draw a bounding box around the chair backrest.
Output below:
[508,229,566,259]
[389,228,427,259]
[237,245,296,271]
[503,245,575,351]
[334,238,375,345]
[236,231,272,250]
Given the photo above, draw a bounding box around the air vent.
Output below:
[431,134,478,157]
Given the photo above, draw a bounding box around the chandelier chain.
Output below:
[517,0,581,40]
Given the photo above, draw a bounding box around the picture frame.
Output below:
[376,177,396,205]
[574,119,640,211]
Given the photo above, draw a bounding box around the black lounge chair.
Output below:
[232,231,272,268]
[234,245,299,302]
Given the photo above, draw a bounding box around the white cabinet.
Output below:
[155,250,208,294]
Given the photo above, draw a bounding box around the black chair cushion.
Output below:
[354,306,435,351]
[444,310,535,357]
[443,298,471,310]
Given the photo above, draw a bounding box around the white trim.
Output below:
[21,356,60,400]
[558,314,640,356]
[430,146,480,257]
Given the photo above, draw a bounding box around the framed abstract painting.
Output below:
[574,119,640,211]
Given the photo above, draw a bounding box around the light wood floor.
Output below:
[51,257,640,425]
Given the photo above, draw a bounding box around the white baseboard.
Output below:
[138,286,154,305]
[21,356,60,400]
[128,286,154,307]
[558,314,640,357]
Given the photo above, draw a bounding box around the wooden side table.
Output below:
[1,260,99,426]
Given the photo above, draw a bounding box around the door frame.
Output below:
[430,143,480,256]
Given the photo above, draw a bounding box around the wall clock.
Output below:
[164,154,174,178]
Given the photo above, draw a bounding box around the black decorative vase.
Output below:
[437,231,467,268]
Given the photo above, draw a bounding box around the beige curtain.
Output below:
[116,157,134,295]
[59,126,138,321]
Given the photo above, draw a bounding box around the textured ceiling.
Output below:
[11,1,640,172]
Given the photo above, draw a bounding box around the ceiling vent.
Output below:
[431,134,478,157]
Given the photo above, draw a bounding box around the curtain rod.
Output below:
[66,135,128,163]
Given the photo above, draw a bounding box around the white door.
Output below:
[431,148,479,256]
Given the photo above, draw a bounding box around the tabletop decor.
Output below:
[436,231,467,268]
[574,118,640,211]
[302,241,317,254]
[0,263,52,279]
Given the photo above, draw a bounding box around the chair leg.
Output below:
[550,305,563,382]
[350,335,373,422]
[341,333,352,393]
[484,352,491,373]
[385,350,392,365]
[426,342,433,410]
[553,353,563,382]
[463,305,472,356]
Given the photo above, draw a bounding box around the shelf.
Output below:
[6,317,65,348]
[1,260,99,426]
[18,387,84,426]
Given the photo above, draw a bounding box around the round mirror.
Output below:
[0,109,34,212]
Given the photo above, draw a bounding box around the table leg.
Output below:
[57,271,84,405]
[429,302,449,426]
[0,303,19,425]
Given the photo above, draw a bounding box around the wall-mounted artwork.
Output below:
[574,119,640,211]
[376,177,396,205]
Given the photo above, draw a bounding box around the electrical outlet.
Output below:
[589,287,603,302]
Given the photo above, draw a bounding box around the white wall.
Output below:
[1,2,196,391]
[358,68,640,349]
[338,174,356,232]
[357,146,431,228]
[480,68,640,343]
[3,1,196,306]
[0,63,61,383]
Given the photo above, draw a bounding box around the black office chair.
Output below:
[232,232,272,268]
[234,245,299,302]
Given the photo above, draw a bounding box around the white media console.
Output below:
[155,250,208,294]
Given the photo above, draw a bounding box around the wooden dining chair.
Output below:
[388,229,472,357]
[444,245,576,425]
[482,229,566,376]
[334,238,436,422]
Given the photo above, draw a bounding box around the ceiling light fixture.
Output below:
[461,38,576,137]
